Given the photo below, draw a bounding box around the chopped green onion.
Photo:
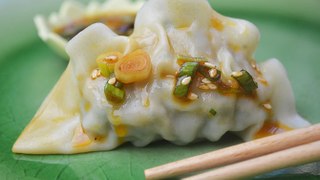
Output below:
[178,62,199,77]
[96,52,121,78]
[209,109,217,116]
[105,81,126,104]
[177,55,208,63]
[232,70,258,94]
[198,66,221,82]
[174,62,199,98]
[174,76,191,98]
[97,60,112,78]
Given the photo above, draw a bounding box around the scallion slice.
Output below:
[209,109,217,116]
[174,76,191,98]
[96,52,122,78]
[174,62,199,98]
[105,81,126,104]
[178,62,199,77]
[177,55,208,64]
[232,70,258,94]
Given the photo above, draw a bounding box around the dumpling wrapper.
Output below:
[13,0,309,154]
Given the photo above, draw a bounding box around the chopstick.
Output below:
[144,124,320,180]
[183,140,320,180]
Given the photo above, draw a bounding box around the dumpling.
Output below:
[13,0,310,154]
[35,0,144,59]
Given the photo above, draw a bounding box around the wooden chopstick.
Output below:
[184,140,320,180]
[144,124,320,180]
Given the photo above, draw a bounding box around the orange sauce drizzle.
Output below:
[211,17,224,31]
[114,125,128,138]
[255,121,293,139]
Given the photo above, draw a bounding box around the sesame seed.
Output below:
[255,66,262,73]
[91,69,101,80]
[258,77,268,84]
[204,62,216,69]
[209,69,218,78]
[232,71,243,77]
[251,62,257,69]
[108,77,116,85]
[105,55,118,62]
[202,78,211,84]
[188,93,198,100]
[263,103,272,110]
[181,76,192,85]
[208,83,218,90]
[199,84,210,90]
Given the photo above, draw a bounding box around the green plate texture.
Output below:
[1,0,320,179]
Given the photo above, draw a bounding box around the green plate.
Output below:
[1,0,320,179]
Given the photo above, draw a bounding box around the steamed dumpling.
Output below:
[13,0,309,154]
[35,0,144,59]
